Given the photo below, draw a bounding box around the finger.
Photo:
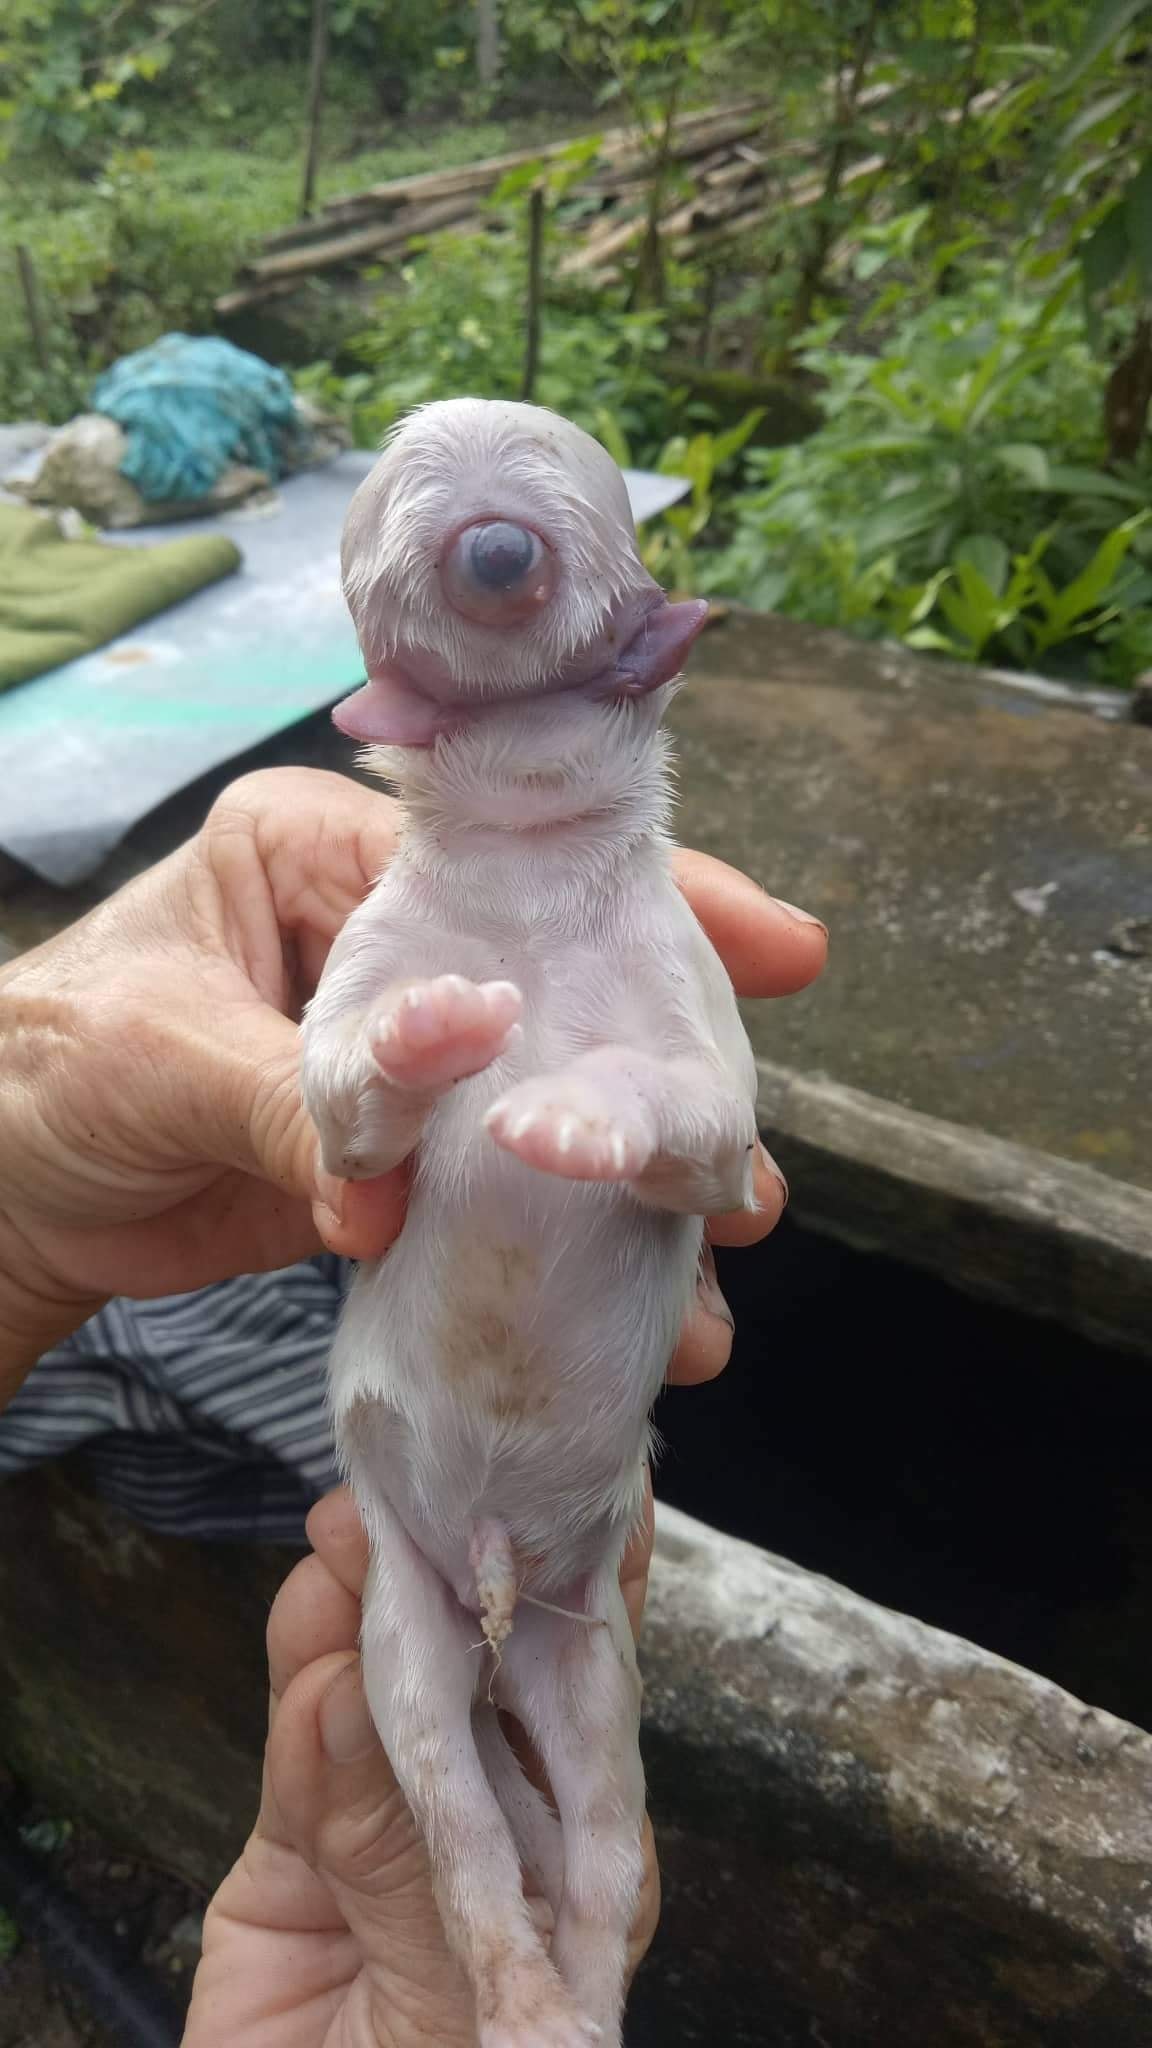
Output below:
[209,768,402,964]
[267,1551,363,1709]
[705,1144,787,1250]
[626,1815,661,1986]
[306,1486,371,1600]
[268,1651,474,2030]
[668,1293,733,1385]
[174,1002,409,1250]
[664,1234,733,1385]
[619,1476,655,1640]
[312,1166,410,1262]
[672,849,827,997]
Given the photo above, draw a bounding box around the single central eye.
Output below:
[442,519,558,624]
[469,522,536,589]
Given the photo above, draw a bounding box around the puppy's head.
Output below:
[333,398,706,747]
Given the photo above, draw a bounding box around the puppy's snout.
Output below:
[441,518,559,626]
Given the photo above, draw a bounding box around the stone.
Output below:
[678,608,1152,1198]
[630,1505,1152,2048]
[0,1462,285,1889]
[755,1058,1152,1357]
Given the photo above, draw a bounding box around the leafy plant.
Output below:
[19,1814,74,1854]
[598,407,763,587]
[897,517,1152,663]
[297,227,674,456]
[703,266,1152,682]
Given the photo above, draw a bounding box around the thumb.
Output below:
[268,1653,476,2039]
[182,1004,408,1260]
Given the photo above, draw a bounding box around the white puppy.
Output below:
[301,398,759,2047]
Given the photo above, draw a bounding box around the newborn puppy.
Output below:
[302,398,758,2047]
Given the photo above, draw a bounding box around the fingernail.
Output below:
[314,1169,345,1223]
[698,1247,735,1330]
[771,897,828,936]
[320,1662,379,1764]
[759,1141,788,1209]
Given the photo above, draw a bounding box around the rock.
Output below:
[631,1505,1152,2048]
[1106,915,1151,959]
[24,417,144,529]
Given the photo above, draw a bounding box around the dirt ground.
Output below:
[0,1797,200,2048]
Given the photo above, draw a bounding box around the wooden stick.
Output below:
[304,99,770,223]
[521,184,545,401]
[298,0,330,220]
[249,194,480,283]
[15,246,50,376]
[475,0,500,88]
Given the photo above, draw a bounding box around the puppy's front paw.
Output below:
[485,1072,653,1182]
[370,976,521,1092]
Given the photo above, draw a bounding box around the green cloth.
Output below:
[0,503,241,691]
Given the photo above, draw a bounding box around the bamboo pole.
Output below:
[299,0,330,220]
[521,185,545,401]
[15,247,50,376]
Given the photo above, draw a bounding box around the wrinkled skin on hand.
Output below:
[0,766,824,1388]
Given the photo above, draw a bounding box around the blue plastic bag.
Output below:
[91,334,300,503]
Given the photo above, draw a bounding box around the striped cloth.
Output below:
[0,1258,346,1542]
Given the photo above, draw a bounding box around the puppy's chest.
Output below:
[426,937,640,1160]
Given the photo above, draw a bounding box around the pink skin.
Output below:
[304,402,759,2048]
[332,594,711,748]
[372,976,523,1093]
[368,979,753,1212]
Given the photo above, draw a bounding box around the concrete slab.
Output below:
[680,611,1150,1194]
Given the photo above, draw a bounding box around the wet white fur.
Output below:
[302,400,758,2048]
[340,395,661,695]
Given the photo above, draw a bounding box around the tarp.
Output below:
[90,334,299,502]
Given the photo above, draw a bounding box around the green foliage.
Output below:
[0,0,223,168]
[704,272,1152,682]
[598,407,764,586]
[0,145,266,419]
[0,1908,19,1963]
[19,1814,74,1853]
[895,518,1152,665]
[296,228,674,454]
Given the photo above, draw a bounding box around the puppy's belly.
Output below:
[329,1165,699,1598]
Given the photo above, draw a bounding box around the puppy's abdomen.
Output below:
[329,1128,699,1597]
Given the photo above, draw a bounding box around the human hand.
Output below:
[0,767,825,1386]
[183,1484,662,2048]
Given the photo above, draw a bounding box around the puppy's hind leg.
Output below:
[356,1497,597,2048]
[473,1703,566,1924]
[494,1564,647,2048]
